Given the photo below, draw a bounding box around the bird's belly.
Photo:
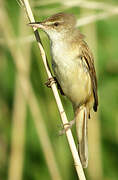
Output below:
[53,58,92,107]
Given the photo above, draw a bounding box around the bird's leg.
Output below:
[45,77,65,95]
[59,119,75,135]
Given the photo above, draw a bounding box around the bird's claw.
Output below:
[45,77,65,95]
[59,119,75,136]
[45,77,56,88]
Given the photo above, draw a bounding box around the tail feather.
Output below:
[75,106,88,168]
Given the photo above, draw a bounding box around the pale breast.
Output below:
[51,41,92,107]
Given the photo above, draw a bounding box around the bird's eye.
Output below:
[54,22,59,27]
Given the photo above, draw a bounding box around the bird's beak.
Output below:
[28,22,44,29]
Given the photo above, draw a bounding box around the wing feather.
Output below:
[79,40,98,111]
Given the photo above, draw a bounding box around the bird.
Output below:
[29,12,98,168]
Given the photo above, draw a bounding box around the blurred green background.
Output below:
[0,0,118,180]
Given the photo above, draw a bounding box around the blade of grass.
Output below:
[8,81,26,180]
[8,9,30,180]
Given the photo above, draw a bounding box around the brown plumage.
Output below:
[79,40,98,112]
[29,12,98,168]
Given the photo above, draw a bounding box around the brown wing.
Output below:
[80,40,98,112]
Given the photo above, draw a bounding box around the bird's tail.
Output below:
[75,105,88,168]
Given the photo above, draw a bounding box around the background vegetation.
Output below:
[0,0,118,179]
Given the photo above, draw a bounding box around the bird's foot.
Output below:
[45,77,65,95]
[59,119,75,135]
[45,77,56,88]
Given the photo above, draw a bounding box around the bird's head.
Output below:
[29,12,76,40]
